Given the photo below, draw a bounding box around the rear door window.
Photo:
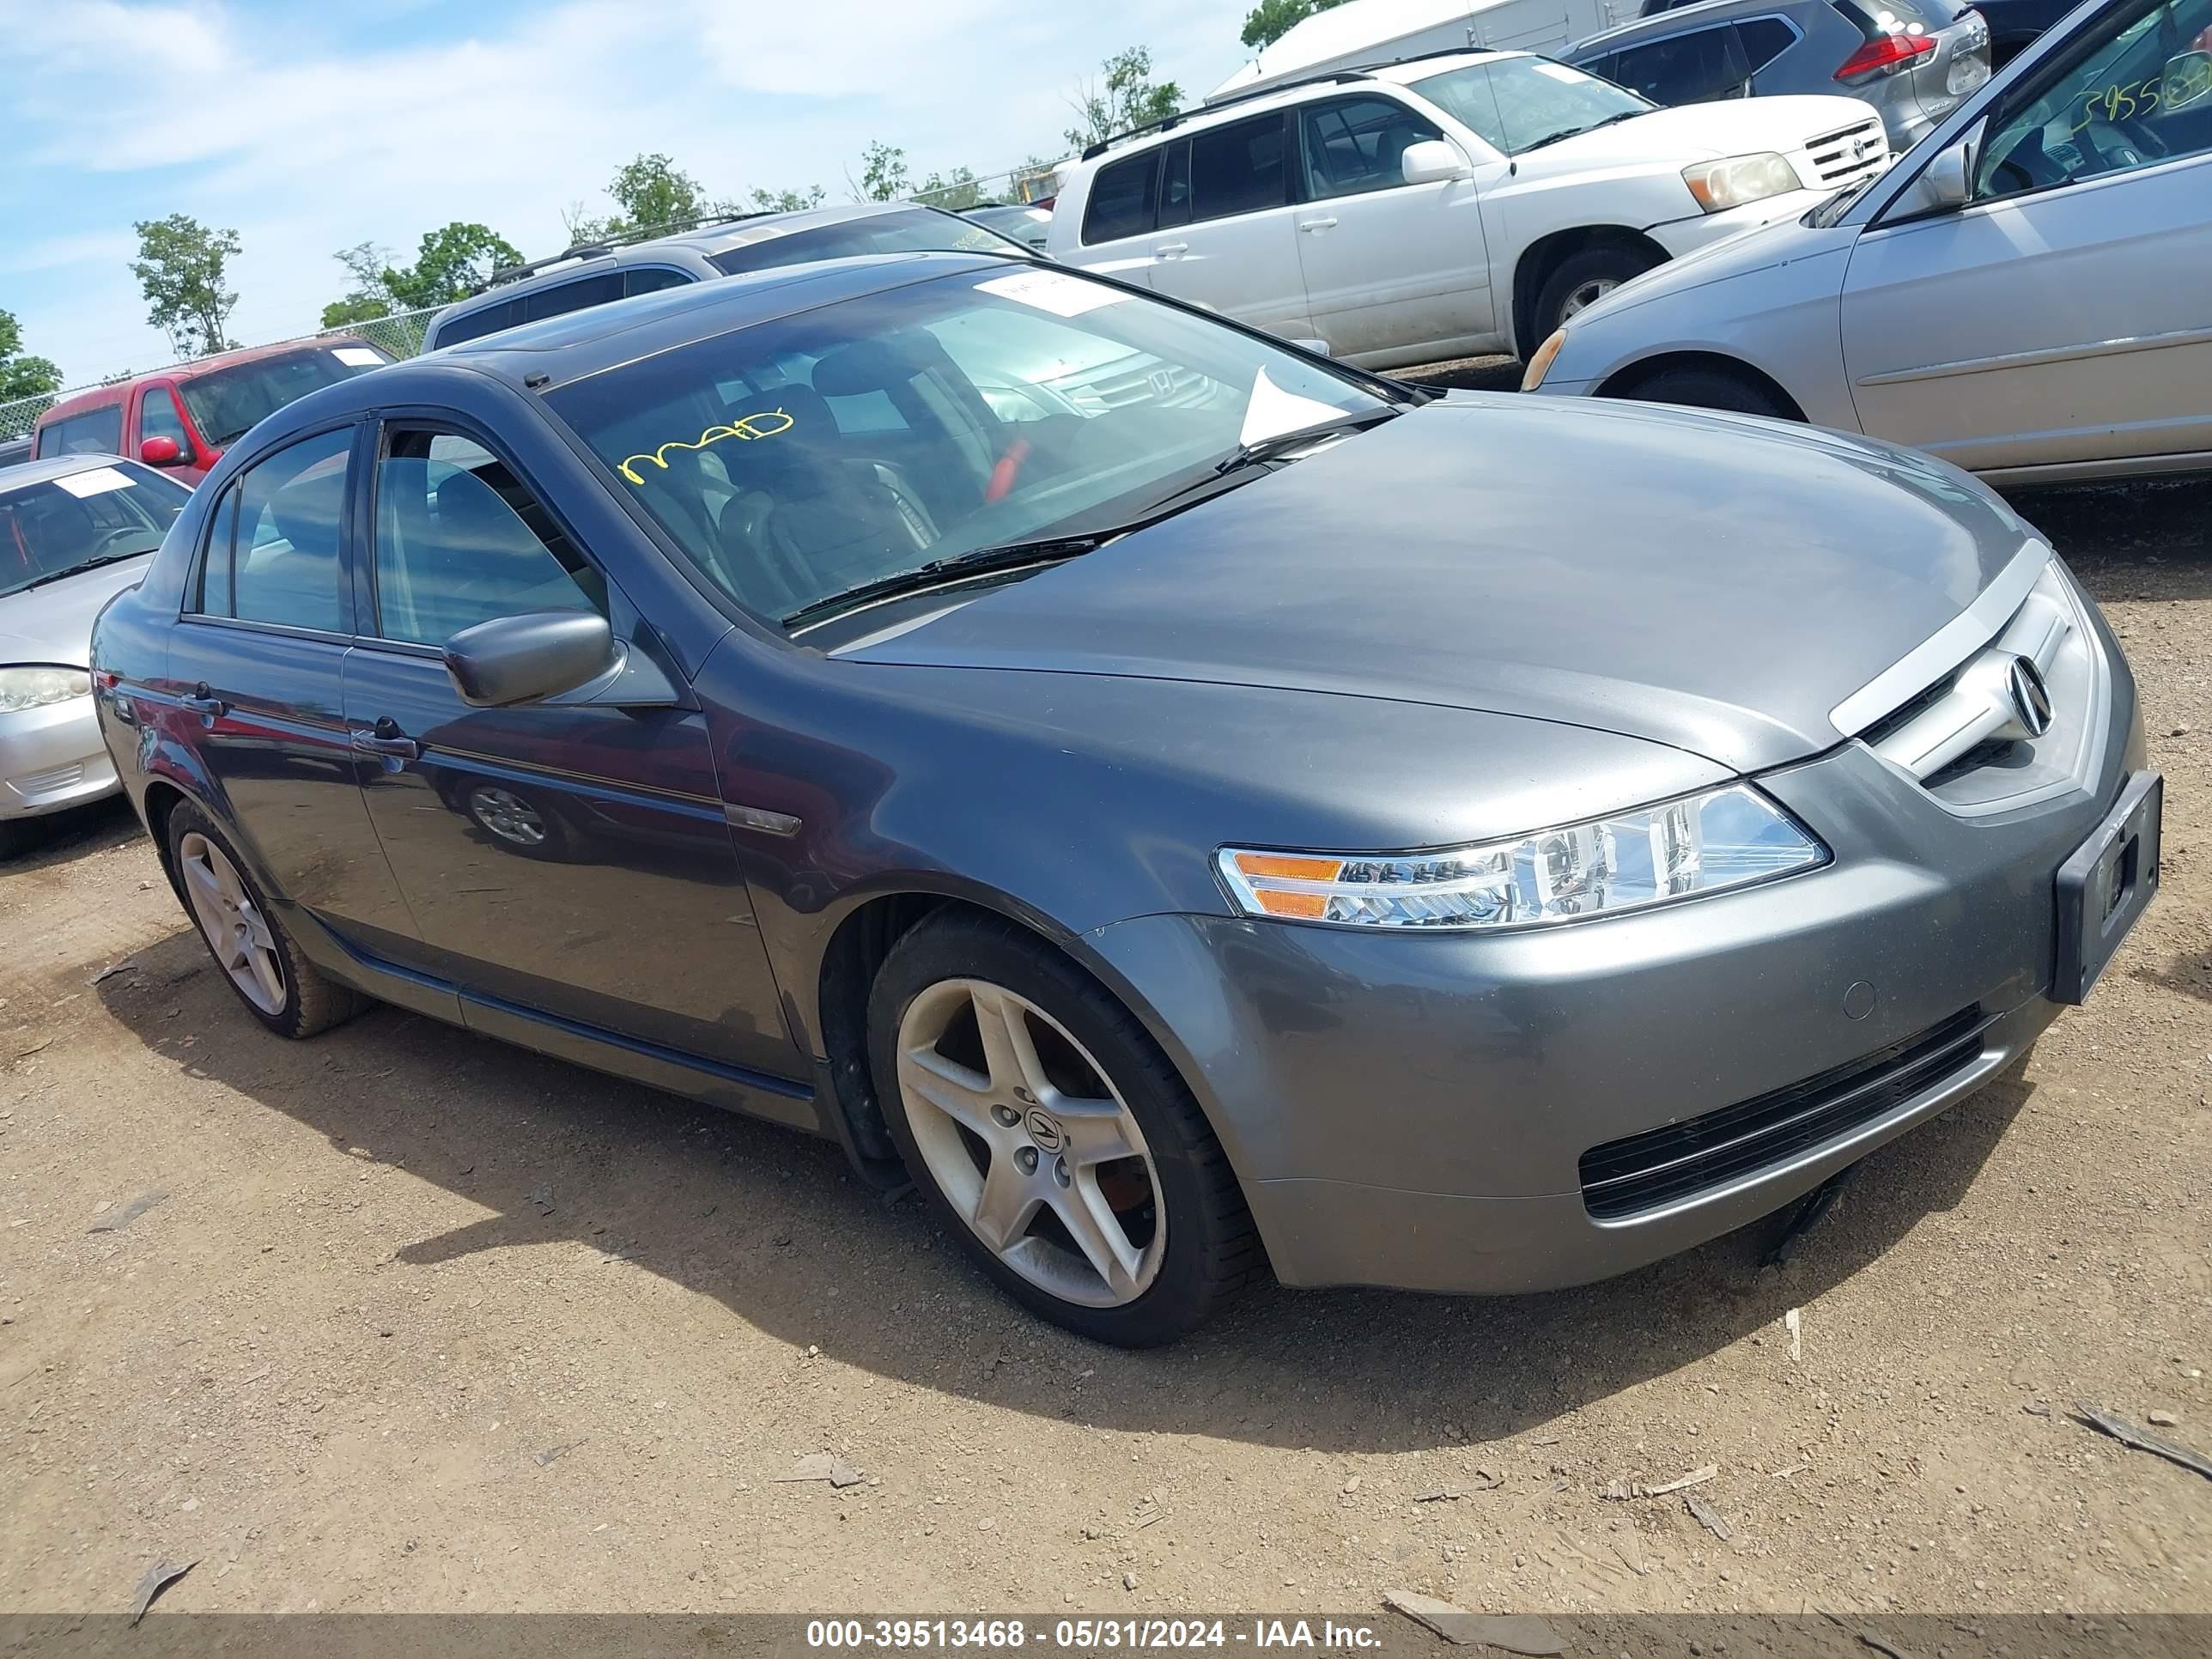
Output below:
[1189,112,1291,222]
[36,404,124,458]
[521,271,623,324]
[433,297,522,348]
[1081,151,1160,243]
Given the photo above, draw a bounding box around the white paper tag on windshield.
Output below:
[1238,368,1357,447]
[53,465,135,499]
[1533,62,1585,82]
[975,268,1128,318]
[331,346,383,367]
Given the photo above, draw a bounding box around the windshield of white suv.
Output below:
[547,265,1391,627]
[1412,58,1653,154]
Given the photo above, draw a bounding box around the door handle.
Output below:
[351,719,419,761]
[1153,242,1189,257]
[1298,216,1339,233]
[180,683,227,720]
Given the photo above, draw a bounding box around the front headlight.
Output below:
[1218,784,1826,931]
[0,665,93,714]
[1681,153,1802,213]
[1522,327,1570,392]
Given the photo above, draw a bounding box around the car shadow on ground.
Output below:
[94,921,2034,1455]
[0,795,141,875]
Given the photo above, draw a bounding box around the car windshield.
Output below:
[0,463,187,599]
[546,265,1390,627]
[708,208,1036,276]
[179,343,392,448]
[1412,58,1653,154]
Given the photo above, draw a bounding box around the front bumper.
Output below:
[1644,186,1837,259]
[0,695,118,822]
[1087,696,2145,1295]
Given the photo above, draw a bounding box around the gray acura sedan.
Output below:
[89,253,2159,1345]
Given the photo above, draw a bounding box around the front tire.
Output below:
[1534,244,1662,341]
[867,911,1261,1346]
[166,803,366,1039]
[1617,365,1794,420]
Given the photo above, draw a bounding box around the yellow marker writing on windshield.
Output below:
[618,410,794,485]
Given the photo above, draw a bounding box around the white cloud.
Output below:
[0,0,1253,385]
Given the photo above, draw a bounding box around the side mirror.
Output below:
[1889,121,1981,219]
[1401,140,1473,185]
[139,436,184,466]
[1291,337,1334,358]
[443,611,617,708]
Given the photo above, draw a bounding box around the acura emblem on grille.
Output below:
[2008,655,2054,737]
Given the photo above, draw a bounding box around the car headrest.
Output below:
[809,333,946,398]
[728,382,834,436]
[267,465,347,556]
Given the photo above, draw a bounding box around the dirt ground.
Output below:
[1,444,2207,1623]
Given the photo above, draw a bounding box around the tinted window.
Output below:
[35,404,124,458]
[1300,95,1445,198]
[623,266,694,297]
[138,387,193,453]
[1189,112,1290,222]
[432,297,523,348]
[0,463,187,599]
[177,347,389,451]
[197,486,238,617]
[1975,0,2212,196]
[220,428,352,632]
[1605,26,1754,103]
[1739,17,1798,71]
[1158,141,1194,228]
[1413,58,1651,153]
[522,271,623,323]
[372,431,606,647]
[1081,152,1159,243]
[707,209,1030,275]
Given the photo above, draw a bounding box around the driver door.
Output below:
[1838,0,2212,476]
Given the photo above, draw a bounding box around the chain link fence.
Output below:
[0,304,447,448]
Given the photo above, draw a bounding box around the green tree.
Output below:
[916,166,984,209]
[565,153,722,244]
[129,214,241,359]
[750,184,829,213]
[1240,0,1351,50]
[320,240,397,329]
[852,140,911,203]
[1064,47,1183,151]
[0,309,64,405]
[381,222,525,309]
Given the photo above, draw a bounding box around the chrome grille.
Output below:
[1803,118,1888,187]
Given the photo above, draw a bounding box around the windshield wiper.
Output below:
[14,550,158,592]
[781,536,1109,631]
[1518,109,1643,154]
[1212,407,1401,477]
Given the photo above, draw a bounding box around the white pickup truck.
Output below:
[1047,50,1893,365]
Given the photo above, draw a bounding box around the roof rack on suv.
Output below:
[477,209,776,292]
[1076,45,1495,161]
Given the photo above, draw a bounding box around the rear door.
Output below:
[1290,92,1495,362]
[1148,112,1316,339]
[161,424,422,955]
[1839,0,2212,473]
[339,419,803,1079]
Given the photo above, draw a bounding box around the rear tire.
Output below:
[1618,366,1795,421]
[166,802,366,1039]
[1534,244,1663,341]
[867,910,1261,1346]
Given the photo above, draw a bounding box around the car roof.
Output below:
[35,338,381,422]
[0,452,147,489]
[1570,0,1811,52]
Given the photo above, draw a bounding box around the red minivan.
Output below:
[31,337,392,484]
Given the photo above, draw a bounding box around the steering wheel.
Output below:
[2074,112,2169,173]
[84,527,154,559]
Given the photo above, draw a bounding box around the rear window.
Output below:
[522,271,623,323]
[1081,152,1159,244]
[708,209,1026,276]
[0,462,187,598]
[35,404,124,459]
[177,345,391,451]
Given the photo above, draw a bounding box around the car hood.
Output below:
[846,398,2035,775]
[0,554,155,667]
[1525,95,1881,173]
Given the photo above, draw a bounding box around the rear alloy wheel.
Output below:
[167,803,365,1038]
[1534,245,1663,340]
[868,913,1261,1345]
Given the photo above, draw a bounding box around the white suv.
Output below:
[1047,49,1894,366]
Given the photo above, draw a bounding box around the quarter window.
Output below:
[1082,151,1159,243]
[204,428,354,633]
[1738,17,1798,73]
[371,429,606,647]
[623,266,694,297]
[1188,112,1291,222]
[1299,95,1446,198]
[432,297,523,348]
[521,271,623,324]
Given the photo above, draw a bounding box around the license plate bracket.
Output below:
[2053,770,2161,1004]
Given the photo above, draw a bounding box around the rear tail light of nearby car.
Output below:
[1837,31,1936,80]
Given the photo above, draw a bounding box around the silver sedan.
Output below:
[1,455,191,854]
[1526,0,2212,487]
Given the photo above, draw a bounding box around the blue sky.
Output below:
[0,0,1255,386]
